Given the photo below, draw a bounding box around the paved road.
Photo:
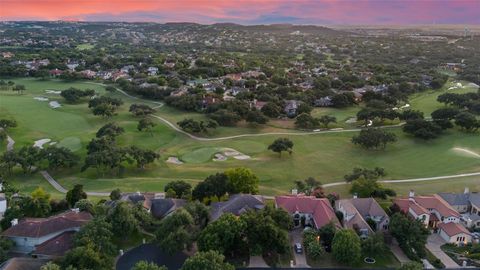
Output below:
[425,234,459,269]
[290,230,310,268]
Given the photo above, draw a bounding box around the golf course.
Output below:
[1,77,479,197]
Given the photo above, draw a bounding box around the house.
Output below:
[393,191,461,228]
[225,73,242,81]
[170,88,188,97]
[284,100,301,118]
[0,193,6,219]
[1,210,92,253]
[438,188,480,229]
[438,222,472,245]
[148,198,186,219]
[49,69,63,77]
[210,194,265,221]
[252,100,267,111]
[335,197,389,238]
[275,195,340,229]
[335,199,373,238]
[147,67,159,76]
[186,79,209,88]
[314,96,333,107]
[80,69,96,79]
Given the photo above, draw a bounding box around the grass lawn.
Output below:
[410,79,478,116]
[1,78,480,197]
[113,231,155,251]
[76,43,94,50]
[307,250,400,268]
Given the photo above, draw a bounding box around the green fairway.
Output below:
[1,78,480,197]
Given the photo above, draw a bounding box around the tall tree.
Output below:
[181,251,235,270]
[66,184,87,207]
[155,209,195,254]
[225,167,259,194]
[332,229,361,265]
[268,137,294,156]
[352,128,397,150]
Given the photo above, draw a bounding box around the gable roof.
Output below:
[0,258,49,270]
[210,194,265,221]
[275,195,340,229]
[33,231,75,257]
[394,195,460,218]
[438,192,470,206]
[2,210,92,238]
[150,198,186,219]
[350,197,387,218]
[438,222,471,237]
[335,199,373,233]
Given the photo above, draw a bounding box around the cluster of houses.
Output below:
[1,187,478,267]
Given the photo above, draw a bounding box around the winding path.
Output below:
[39,169,480,197]
[87,82,404,141]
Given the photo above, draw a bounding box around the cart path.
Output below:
[87,82,405,141]
[40,170,480,197]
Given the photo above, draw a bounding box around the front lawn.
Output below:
[306,249,400,268]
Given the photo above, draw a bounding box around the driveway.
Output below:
[248,256,269,268]
[426,234,459,269]
[388,239,411,265]
[289,230,310,268]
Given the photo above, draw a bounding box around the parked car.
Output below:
[294,243,303,254]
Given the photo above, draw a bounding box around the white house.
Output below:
[438,222,472,246]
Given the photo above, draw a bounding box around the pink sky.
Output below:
[1,0,479,25]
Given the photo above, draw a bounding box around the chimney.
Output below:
[11,218,18,226]
[353,193,358,199]
[464,187,470,194]
[409,190,415,199]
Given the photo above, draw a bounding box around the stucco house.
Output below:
[393,191,461,229]
[1,210,92,253]
[438,222,472,245]
[438,188,480,229]
[275,195,340,229]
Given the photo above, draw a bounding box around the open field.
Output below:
[1,78,479,196]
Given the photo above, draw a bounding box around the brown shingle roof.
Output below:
[33,231,75,257]
[438,222,471,237]
[2,210,92,238]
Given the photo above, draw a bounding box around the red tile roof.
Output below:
[275,195,340,229]
[394,195,460,218]
[2,210,92,238]
[438,222,471,237]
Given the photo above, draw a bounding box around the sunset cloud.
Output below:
[1,0,479,25]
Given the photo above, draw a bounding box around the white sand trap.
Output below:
[213,153,227,161]
[49,101,61,109]
[34,138,51,149]
[49,142,57,146]
[34,96,49,101]
[345,117,357,124]
[166,156,183,164]
[224,150,240,157]
[233,155,251,160]
[45,90,62,94]
[451,147,480,158]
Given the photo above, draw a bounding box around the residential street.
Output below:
[426,234,460,269]
[289,230,310,268]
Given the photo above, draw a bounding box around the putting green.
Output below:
[57,137,82,152]
[181,147,224,163]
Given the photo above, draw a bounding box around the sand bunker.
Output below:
[345,117,357,124]
[45,90,62,94]
[223,148,251,160]
[451,147,480,158]
[34,138,52,149]
[166,156,183,165]
[213,153,227,161]
[34,96,49,101]
[49,101,61,109]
